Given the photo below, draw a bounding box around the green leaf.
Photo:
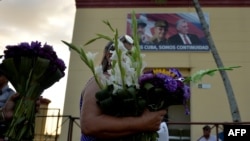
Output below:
[62,40,82,55]
[114,89,129,100]
[84,36,102,46]
[185,66,242,84]
[84,34,113,46]
[96,34,113,42]
[95,86,112,101]
[1,58,19,88]
[137,98,146,110]
[40,68,64,90]
[19,57,34,90]
[98,97,114,112]
[31,57,50,81]
[127,86,137,95]
[103,20,115,32]
[144,83,154,90]
[63,40,104,89]
[131,11,143,78]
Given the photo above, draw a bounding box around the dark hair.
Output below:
[101,41,114,72]
[203,125,211,131]
[100,35,133,72]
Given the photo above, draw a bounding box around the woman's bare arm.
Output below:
[80,78,166,139]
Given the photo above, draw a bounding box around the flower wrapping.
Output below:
[0,41,66,141]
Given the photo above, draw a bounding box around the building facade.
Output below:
[60,0,250,140]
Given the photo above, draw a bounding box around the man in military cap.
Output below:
[136,19,150,44]
[150,20,170,44]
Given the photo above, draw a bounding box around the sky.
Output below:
[0,0,76,113]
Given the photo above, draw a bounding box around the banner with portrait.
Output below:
[126,13,210,51]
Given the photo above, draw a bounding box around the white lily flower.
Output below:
[86,52,98,61]
[95,66,109,86]
[118,40,128,52]
[95,65,103,77]
[113,83,122,94]
[107,69,112,76]
[110,50,118,61]
[125,76,133,87]
[123,63,134,74]
[122,54,131,64]
[113,66,123,85]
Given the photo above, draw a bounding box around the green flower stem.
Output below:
[113,30,126,89]
[62,40,104,89]
[5,86,42,141]
[5,99,36,141]
[131,11,143,78]
[184,66,241,84]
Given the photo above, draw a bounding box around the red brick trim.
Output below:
[76,0,250,8]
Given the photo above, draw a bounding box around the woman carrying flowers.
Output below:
[79,35,167,141]
[64,12,241,141]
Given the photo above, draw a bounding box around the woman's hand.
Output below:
[2,93,41,121]
[139,109,167,131]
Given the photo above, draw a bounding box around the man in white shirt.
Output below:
[197,125,222,141]
[157,122,169,141]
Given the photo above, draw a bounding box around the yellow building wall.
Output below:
[60,7,250,141]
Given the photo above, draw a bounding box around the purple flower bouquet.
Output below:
[0,41,66,141]
[139,68,190,114]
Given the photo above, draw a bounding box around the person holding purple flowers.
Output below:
[0,41,65,140]
[0,73,15,141]
[0,93,41,141]
[80,35,167,141]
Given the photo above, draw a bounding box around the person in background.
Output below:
[0,94,19,123]
[0,54,41,140]
[136,19,150,44]
[0,93,41,141]
[0,72,15,141]
[168,19,202,45]
[80,35,167,141]
[197,125,222,141]
[0,73,15,109]
[150,20,170,44]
